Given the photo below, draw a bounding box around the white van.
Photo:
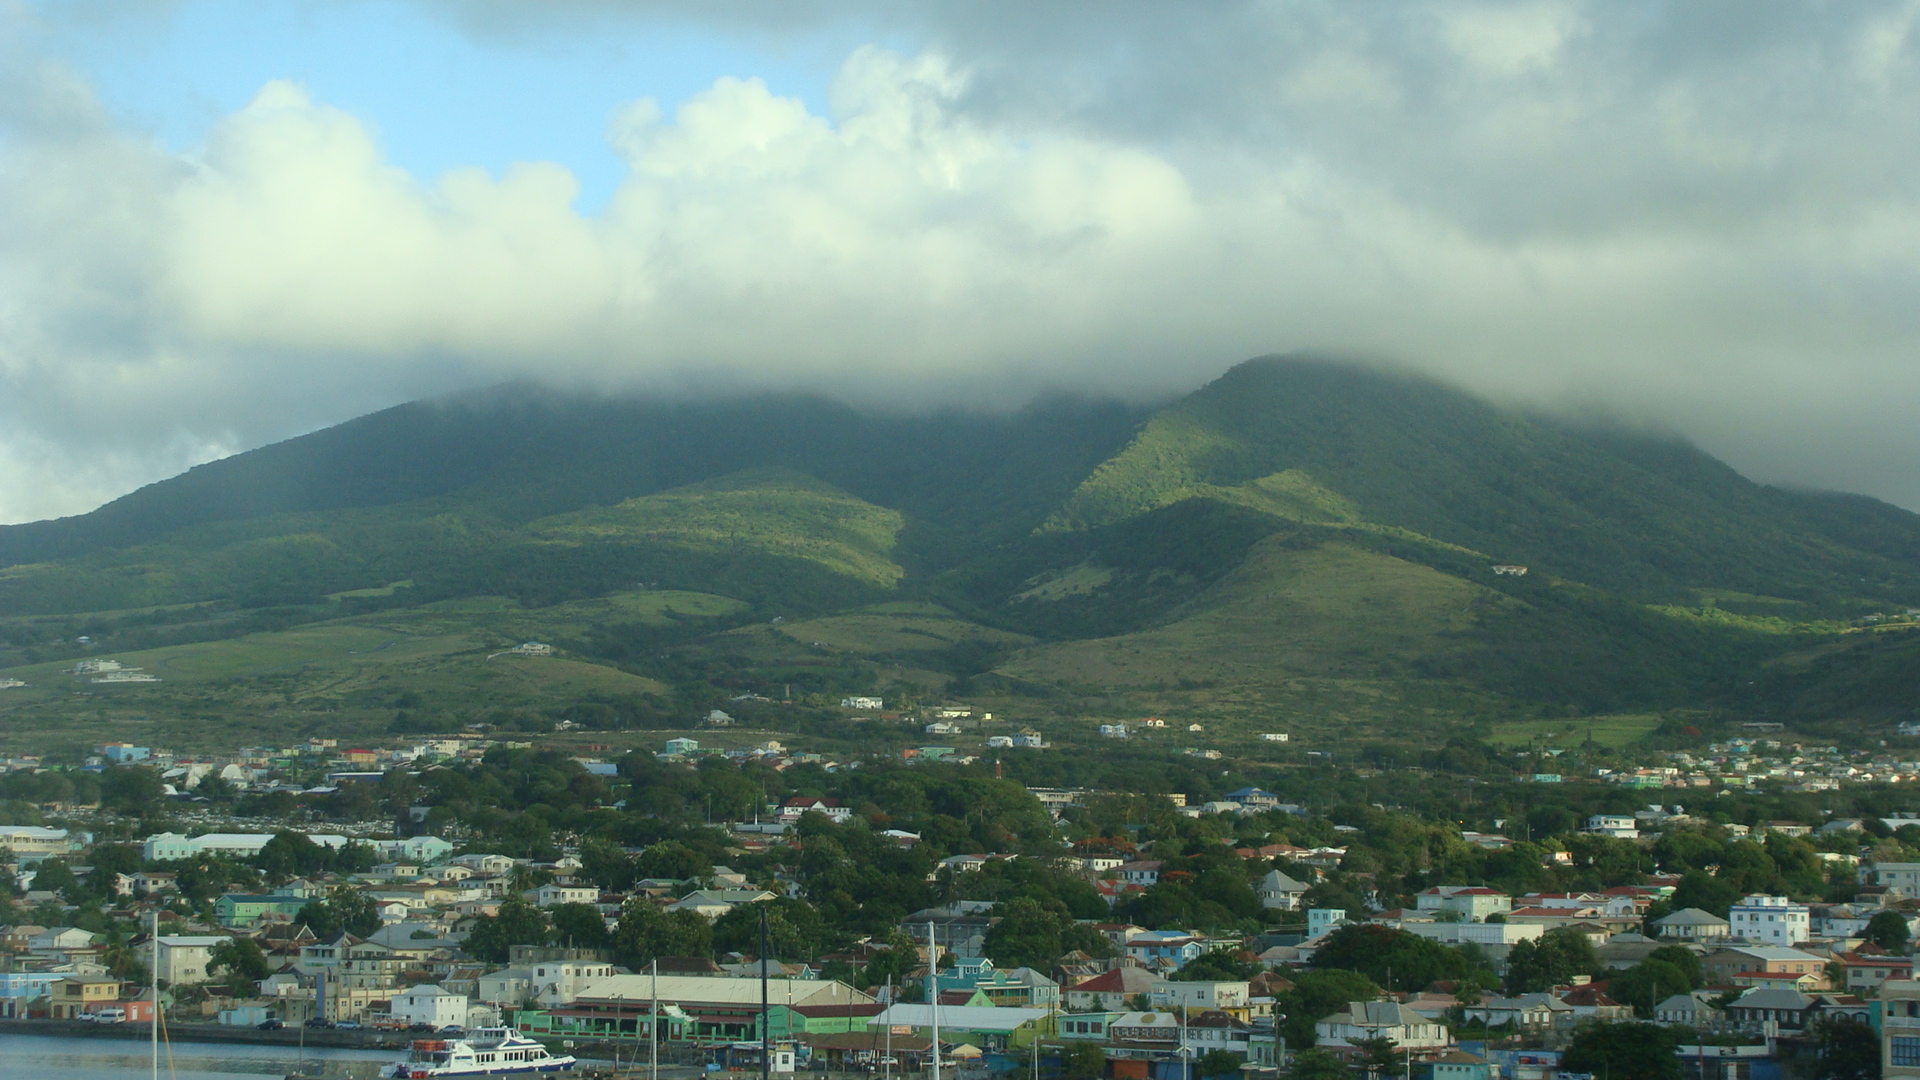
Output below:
[85,1007,127,1023]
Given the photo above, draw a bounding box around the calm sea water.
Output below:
[0,1032,399,1080]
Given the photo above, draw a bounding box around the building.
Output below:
[524,883,599,908]
[390,984,470,1029]
[1063,966,1155,1012]
[1584,816,1640,839]
[1703,946,1829,988]
[48,977,120,1020]
[155,935,231,986]
[1729,894,1811,945]
[664,738,699,756]
[1257,869,1308,911]
[1314,1001,1453,1054]
[1652,907,1731,942]
[1872,863,1920,896]
[520,974,871,1046]
[0,826,77,864]
[213,893,311,928]
[841,697,883,711]
[1416,887,1513,922]
[1885,979,1920,1077]
[667,889,777,920]
[144,831,349,862]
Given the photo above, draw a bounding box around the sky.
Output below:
[3,1,1920,524]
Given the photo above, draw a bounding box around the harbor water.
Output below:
[0,1032,398,1079]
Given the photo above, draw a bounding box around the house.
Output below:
[1837,951,1913,995]
[1871,863,1920,897]
[1063,966,1155,1011]
[1883,978,1920,1077]
[1123,931,1205,970]
[1260,733,1289,742]
[778,797,852,824]
[48,977,120,1019]
[664,738,699,756]
[1117,861,1163,887]
[1224,787,1281,810]
[1185,1010,1252,1054]
[1415,887,1512,922]
[389,984,469,1029]
[1653,907,1731,942]
[0,826,76,864]
[1729,894,1811,945]
[524,883,599,908]
[1724,987,1816,1033]
[1460,994,1572,1031]
[1257,870,1308,911]
[841,697,883,711]
[155,935,230,986]
[1151,979,1250,1014]
[1654,992,1724,1026]
[1703,946,1830,989]
[668,889,777,920]
[1419,1050,1494,1080]
[1315,1001,1454,1054]
[1056,1011,1124,1042]
[1584,816,1640,839]
[212,893,311,928]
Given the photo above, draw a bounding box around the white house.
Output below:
[1307,909,1347,940]
[1729,895,1810,945]
[524,884,599,908]
[155,935,230,986]
[667,889,776,920]
[1150,980,1249,1011]
[1257,870,1308,911]
[389,984,469,1029]
[1314,1001,1453,1052]
[841,697,883,711]
[1583,816,1640,839]
[1260,733,1289,743]
[531,960,619,1006]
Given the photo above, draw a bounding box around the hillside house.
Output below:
[1257,869,1308,911]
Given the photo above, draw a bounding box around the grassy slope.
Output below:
[1000,539,1491,689]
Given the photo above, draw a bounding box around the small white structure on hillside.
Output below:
[389,984,469,1029]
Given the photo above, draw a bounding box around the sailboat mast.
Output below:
[928,920,939,1080]
[651,958,659,1080]
[761,905,771,1080]
[150,909,159,1080]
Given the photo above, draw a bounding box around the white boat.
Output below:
[387,1027,577,1077]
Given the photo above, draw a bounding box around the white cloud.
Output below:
[5,2,1920,522]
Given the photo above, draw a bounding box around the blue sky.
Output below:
[27,0,873,210]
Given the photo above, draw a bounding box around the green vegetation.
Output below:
[7,355,1920,748]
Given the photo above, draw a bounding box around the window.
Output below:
[1893,1037,1920,1067]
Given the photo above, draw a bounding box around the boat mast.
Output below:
[761,905,771,1080]
[651,958,659,1080]
[150,908,159,1080]
[928,920,939,1080]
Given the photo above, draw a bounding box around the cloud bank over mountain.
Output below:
[4,1,1920,522]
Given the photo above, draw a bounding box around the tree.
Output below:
[1352,1036,1405,1080]
[1059,1042,1105,1080]
[209,936,271,995]
[611,899,713,967]
[1561,1021,1681,1080]
[1867,910,1912,954]
[1274,968,1382,1049]
[1309,924,1481,992]
[1195,1049,1244,1080]
[712,898,826,962]
[1504,927,1601,994]
[551,902,612,951]
[1608,957,1695,1018]
[464,897,552,963]
[298,885,381,938]
[100,766,165,816]
[984,897,1067,969]
[1284,1050,1351,1080]
[1799,1015,1881,1080]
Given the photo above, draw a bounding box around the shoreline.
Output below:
[0,1016,412,1050]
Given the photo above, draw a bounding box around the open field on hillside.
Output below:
[999,540,1494,690]
[1487,714,1663,749]
[762,602,1034,655]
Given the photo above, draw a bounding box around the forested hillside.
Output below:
[6,355,1920,749]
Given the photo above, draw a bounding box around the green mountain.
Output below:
[5,356,1920,749]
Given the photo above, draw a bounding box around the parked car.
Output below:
[335,1020,362,1030]
[439,1026,465,1037]
[257,1019,285,1030]
[83,1007,127,1023]
[408,1022,436,1032]
[304,1018,333,1028]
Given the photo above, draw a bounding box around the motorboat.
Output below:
[387,1027,577,1077]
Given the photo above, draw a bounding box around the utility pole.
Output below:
[761,906,772,1080]
[651,958,659,1080]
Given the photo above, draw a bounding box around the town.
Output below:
[2,717,1920,1080]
